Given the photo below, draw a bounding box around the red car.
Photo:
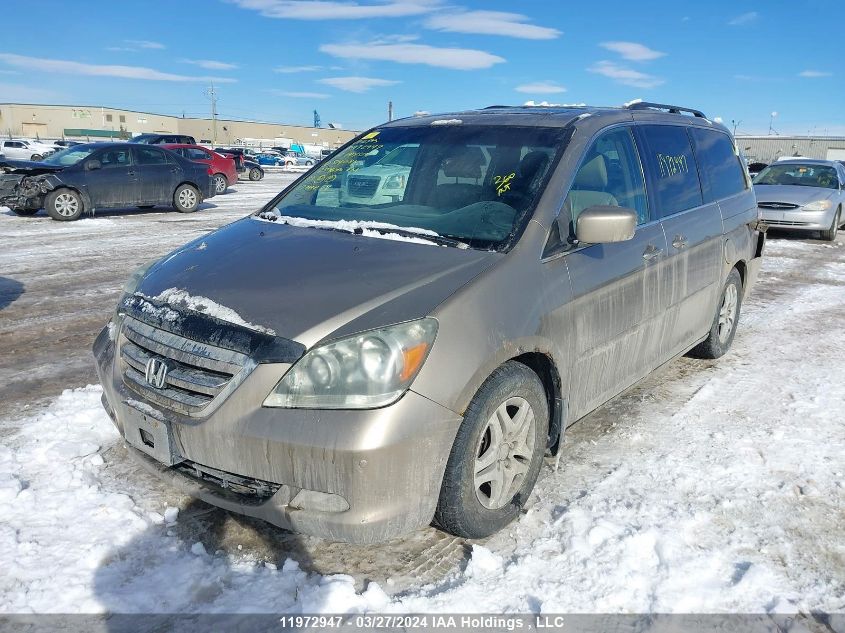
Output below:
[161,144,237,195]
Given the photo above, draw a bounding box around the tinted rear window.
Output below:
[690,128,748,202]
[637,125,703,217]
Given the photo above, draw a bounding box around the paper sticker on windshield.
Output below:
[494,172,516,196]
[362,131,380,140]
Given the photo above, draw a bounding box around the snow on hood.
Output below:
[137,288,276,336]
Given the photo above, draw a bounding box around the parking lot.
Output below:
[1,172,843,613]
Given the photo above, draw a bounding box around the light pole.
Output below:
[768,111,778,136]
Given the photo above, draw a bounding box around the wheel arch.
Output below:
[510,351,566,455]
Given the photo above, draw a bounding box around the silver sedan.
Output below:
[753,159,845,240]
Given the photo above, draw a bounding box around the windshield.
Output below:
[258,125,571,250]
[754,164,839,189]
[41,146,97,166]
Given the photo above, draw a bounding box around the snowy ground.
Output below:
[1,178,843,614]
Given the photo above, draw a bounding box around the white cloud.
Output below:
[317,76,399,93]
[799,70,832,78]
[320,41,504,70]
[600,41,665,62]
[589,60,664,89]
[728,11,758,26]
[424,10,560,39]
[228,0,438,20]
[515,81,567,95]
[0,53,236,83]
[181,59,239,70]
[269,90,330,98]
[125,39,166,49]
[274,65,324,73]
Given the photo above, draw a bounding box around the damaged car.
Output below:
[95,102,764,543]
[1,143,216,221]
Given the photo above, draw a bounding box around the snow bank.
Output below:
[138,288,276,336]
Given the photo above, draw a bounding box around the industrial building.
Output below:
[0,103,359,149]
[735,135,845,164]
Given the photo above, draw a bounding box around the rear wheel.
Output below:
[212,173,228,194]
[820,209,840,241]
[248,167,263,181]
[173,184,200,213]
[305,159,314,167]
[45,189,83,221]
[688,268,743,359]
[433,361,549,539]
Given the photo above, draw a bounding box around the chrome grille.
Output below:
[119,316,249,415]
[758,202,800,210]
[347,175,380,197]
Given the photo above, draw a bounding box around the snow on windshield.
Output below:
[255,210,444,246]
[138,288,276,335]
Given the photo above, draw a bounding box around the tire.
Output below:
[31,154,42,161]
[688,268,743,359]
[45,188,83,221]
[820,209,840,241]
[11,208,39,216]
[433,361,549,539]
[212,173,228,195]
[305,160,314,167]
[248,167,262,181]
[173,184,200,213]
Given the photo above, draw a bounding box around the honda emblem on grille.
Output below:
[145,357,169,389]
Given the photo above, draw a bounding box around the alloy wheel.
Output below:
[718,283,738,343]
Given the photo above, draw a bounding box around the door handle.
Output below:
[642,244,662,260]
[672,235,688,249]
[170,168,179,173]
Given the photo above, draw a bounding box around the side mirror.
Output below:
[575,205,637,244]
[85,159,102,171]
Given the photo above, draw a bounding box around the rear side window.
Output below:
[689,128,748,201]
[135,147,168,165]
[185,147,210,160]
[637,125,703,217]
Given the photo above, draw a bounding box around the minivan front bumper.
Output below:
[94,323,463,544]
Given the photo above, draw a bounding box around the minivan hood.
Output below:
[754,184,834,206]
[135,216,498,347]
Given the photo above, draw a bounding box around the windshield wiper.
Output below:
[369,227,469,248]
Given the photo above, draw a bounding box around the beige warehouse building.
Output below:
[0,103,358,149]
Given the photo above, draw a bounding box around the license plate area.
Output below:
[123,404,182,466]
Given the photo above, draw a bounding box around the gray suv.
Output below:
[94,102,765,543]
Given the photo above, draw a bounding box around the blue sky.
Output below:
[1,0,842,135]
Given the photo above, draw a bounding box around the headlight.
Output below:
[803,200,832,212]
[122,260,155,295]
[383,174,406,190]
[263,318,438,409]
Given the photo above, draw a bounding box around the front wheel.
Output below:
[212,173,228,195]
[305,160,314,167]
[31,154,43,161]
[173,184,200,213]
[248,167,262,181]
[433,361,549,539]
[820,209,840,241]
[688,268,743,359]
[45,189,83,221]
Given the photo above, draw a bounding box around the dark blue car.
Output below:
[0,142,215,221]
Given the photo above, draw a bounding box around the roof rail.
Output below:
[625,101,707,119]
